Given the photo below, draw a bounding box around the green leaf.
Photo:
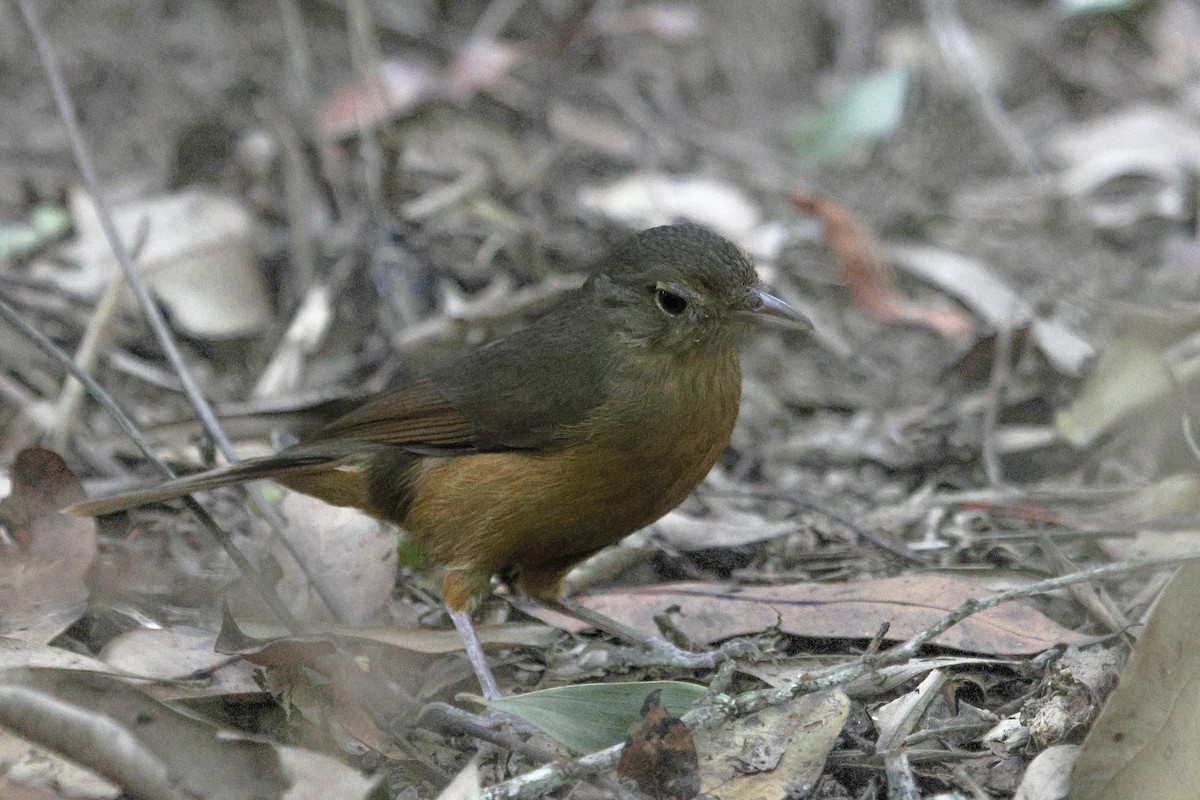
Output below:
[1058,0,1139,15]
[793,67,910,163]
[0,204,69,261]
[488,680,705,753]
[395,537,428,570]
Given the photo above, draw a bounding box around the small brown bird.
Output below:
[70,224,809,690]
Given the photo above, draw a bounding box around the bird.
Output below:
[68,223,811,695]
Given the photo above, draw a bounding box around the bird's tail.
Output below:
[66,452,338,517]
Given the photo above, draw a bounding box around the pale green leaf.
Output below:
[1059,0,1139,15]
[489,680,705,753]
[793,67,909,162]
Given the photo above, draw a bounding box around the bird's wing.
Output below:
[300,379,479,451]
[305,297,612,453]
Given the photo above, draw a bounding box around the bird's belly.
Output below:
[403,423,730,576]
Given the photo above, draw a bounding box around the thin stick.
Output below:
[482,553,1194,799]
[980,318,1013,487]
[18,0,346,621]
[47,266,124,451]
[923,0,1044,176]
[17,0,234,463]
[0,296,303,634]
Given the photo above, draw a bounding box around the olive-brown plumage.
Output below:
[69,224,810,612]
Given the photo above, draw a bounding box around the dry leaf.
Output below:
[578,174,761,244]
[33,190,268,339]
[694,690,848,800]
[271,491,398,625]
[1069,561,1200,799]
[792,192,973,338]
[544,575,1089,655]
[99,626,261,701]
[217,611,474,755]
[617,689,700,800]
[317,59,437,139]
[0,449,96,643]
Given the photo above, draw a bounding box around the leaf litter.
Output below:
[1,1,1199,798]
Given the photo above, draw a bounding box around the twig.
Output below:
[923,0,1044,176]
[400,162,489,221]
[420,703,557,764]
[275,0,316,115]
[469,0,526,45]
[393,272,582,354]
[482,553,1194,799]
[46,217,149,451]
[980,317,1014,488]
[345,0,386,209]
[17,0,234,464]
[0,296,303,634]
[18,0,347,622]
[47,275,123,451]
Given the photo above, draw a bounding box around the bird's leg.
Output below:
[450,608,501,699]
[443,569,504,698]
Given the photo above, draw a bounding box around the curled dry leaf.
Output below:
[270,491,398,625]
[0,449,96,643]
[617,689,700,800]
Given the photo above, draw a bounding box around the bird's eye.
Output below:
[655,287,689,316]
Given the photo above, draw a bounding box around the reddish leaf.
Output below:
[792,191,972,337]
[539,575,1090,656]
[0,449,96,643]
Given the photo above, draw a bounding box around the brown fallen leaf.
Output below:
[0,449,96,643]
[792,191,973,338]
[617,689,700,800]
[537,575,1090,655]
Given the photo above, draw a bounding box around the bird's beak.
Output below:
[745,287,813,332]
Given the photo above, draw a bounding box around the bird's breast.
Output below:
[401,345,742,573]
